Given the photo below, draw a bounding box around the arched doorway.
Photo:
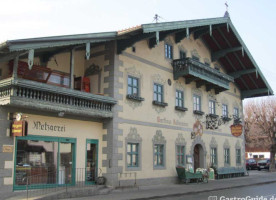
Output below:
[194,144,204,171]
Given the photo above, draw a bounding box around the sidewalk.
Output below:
[71,171,276,200]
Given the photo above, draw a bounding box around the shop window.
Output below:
[14,136,75,190]
[253,155,258,159]
[224,148,230,165]
[127,143,139,167]
[210,147,217,166]
[165,44,173,59]
[154,144,164,167]
[176,145,185,166]
[209,100,216,114]
[236,148,241,165]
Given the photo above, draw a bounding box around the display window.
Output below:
[14,135,76,190]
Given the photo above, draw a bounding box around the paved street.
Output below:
[159,182,276,200]
[69,170,276,200]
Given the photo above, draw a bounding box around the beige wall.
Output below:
[117,33,244,179]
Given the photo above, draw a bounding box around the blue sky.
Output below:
[0,0,275,95]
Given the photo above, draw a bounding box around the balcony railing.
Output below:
[173,58,234,92]
[0,78,116,118]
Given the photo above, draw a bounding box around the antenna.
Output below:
[153,14,162,23]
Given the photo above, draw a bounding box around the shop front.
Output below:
[12,114,105,190]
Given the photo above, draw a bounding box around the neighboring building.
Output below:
[246,146,271,160]
[0,14,273,192]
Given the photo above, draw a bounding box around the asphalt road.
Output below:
[157,182,276,200]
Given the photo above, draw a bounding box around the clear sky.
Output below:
[0,0,275,96]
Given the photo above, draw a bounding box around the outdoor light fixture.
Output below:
[58,112,65,117]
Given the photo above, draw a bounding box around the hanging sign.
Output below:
[11,113,27,137]
[230,124,243,137]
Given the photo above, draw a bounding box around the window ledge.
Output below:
[126,166,141,171]
[152,101,168,107]
[153,165,166,170]
[126,94,144,102]
[207,114,219,118]
[222,116,232,122]
[175,106,188,112]
[193,110,205,115]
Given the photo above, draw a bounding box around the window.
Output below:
[180,51,186,59]
[175,90,184,107]
[192,55,199,61]
[205,62,210,67]
[193,95,201,111]
[209,100,216,114]
[128,76,139,96]
[127,143,139,167]
[210,147,217,166]
[236,148,241,165]
[224,148,230,165]
[165,44,173,59]
[154,83,163,103]
[176,145,185,166]
[234,107,239,117]
[154,144,164,166]
[222,104,228,117]
[259,155,264,158]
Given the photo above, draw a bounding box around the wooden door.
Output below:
[194,145,200,172]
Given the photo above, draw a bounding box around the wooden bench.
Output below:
[217,167,246,179]
[176,167,204,183]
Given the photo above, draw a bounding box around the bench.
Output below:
[176,167,205,183]
[217,167,246,179]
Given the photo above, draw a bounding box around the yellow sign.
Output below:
[11,120,27,137]
[2,145,13,153]
[230,124,243,137]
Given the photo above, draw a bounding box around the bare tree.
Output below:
[244,97,276,172]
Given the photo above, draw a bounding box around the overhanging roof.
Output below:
[0,16,273,99]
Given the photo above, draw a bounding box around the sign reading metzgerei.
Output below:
[33,121,66,132]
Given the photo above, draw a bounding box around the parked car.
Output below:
[257,159,270,170]
[246,158,257,170]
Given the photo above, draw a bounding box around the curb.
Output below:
[130,180,276,200]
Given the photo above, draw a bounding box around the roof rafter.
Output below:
[211,46,242,62]
[229,69,256,79]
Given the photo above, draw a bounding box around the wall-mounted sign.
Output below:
[33,121,66,132]
[12,120,27,137]
[230,124,243,137]
[193,120,203,137]
[2,145,13,153]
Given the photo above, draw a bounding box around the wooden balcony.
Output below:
[0,77,116,119]
[173,58,234,93]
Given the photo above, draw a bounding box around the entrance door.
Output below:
[194,144,200,172]
[86,139,98,184]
